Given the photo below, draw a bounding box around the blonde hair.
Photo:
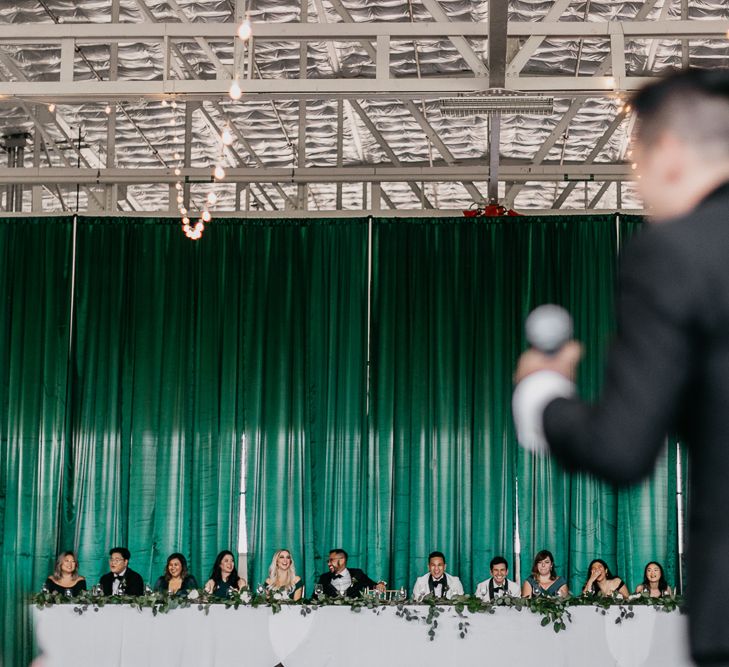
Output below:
[267,549,297,590]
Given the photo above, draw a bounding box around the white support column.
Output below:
[376,35,389,81]
[60,38,75,82]
[32,109,43,212]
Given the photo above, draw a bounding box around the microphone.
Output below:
[525,304,573,354]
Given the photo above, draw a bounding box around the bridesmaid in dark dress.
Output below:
[521,549,569,598]
[153,553,198,596]
[204,550,247,598]
[582,559,630,597]
[44,551,86,597]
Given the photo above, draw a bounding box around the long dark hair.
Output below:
[642,561,669,595]
[163,553,190,582]
[531,550,557,579]
[584,559,613,595]
[210,550,240,586]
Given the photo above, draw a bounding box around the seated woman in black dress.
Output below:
[521,549,569,598]
[204,550,247,598]
[264,549,304,600]
[582,559,630,598]
[44,551,86,597]
[635,561,673,597]
[153,553,198,596]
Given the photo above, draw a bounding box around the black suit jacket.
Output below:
[99,568,145,597]
[317,567,377,598]
[543,181,729,662]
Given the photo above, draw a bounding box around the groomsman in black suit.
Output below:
[316,549,385,598]
[513,69,729,667]
[99,547,145,596]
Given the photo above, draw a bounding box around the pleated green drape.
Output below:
[0,218,74,667]
[242,220,369,591]
[0,214,685,667]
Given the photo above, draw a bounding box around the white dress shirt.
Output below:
[474,577,521,602]
[331,568,352,596]
[112,568,128,595]
[512,370,575,452]
[411,572,464,600]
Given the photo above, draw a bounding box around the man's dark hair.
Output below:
[109,546,131,561]
[490,556,508,570]
[428,551,446,563]
[632,68,729,159]
[329,548,348,561]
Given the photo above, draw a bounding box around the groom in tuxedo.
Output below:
[317,549,385,598]
[99,547,145,596]
[513,69,729,667]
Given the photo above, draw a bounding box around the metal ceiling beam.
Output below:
[551,110,629,208]
[1,20,721,41]
[349,100,434,208]
[0,163,631,185]
[419,0,488,76]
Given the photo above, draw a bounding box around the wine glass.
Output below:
[314,583,323,599]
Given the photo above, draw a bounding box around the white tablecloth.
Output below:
[34,603,693,667]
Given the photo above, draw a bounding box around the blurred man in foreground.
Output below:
[513,68,729,666]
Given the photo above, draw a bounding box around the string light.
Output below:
[221,127,234,146]
[202,210,212,223]
[237,19,252,41]
[48,103,56,113]
[174,167,181,176]
[104,104,112,114]
[214,165,226,180]
[207,191,218,206]
[229,80,243,101]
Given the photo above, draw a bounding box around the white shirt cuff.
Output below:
[512,370,575,453]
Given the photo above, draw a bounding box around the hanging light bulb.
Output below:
[221,127,234,146]
[161,99,169,107]
[173,152,181,161]
[182,216,190,225]
[104,104,112,114]
[180,207,187,215]
[202,210,212,223]
[48,103,56,113]
[237,19,252,41]
[175,181,183,190]
[171,100,178,109]
[229,79,243,101]
[214,165,226,180]
[195,222,205,233]
[174,167,181,176]
[177,195,184,204]
[207,191,218,206]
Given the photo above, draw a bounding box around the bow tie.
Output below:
[114,574,124,580]
[494,585,505,592]
[332,574,343,579]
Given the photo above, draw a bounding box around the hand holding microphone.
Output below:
[512,305,583,453]
[516,305,582,384]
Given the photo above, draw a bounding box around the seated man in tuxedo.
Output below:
[317,549,385,598]
[475,556,520,602]
[412,551,464,600]
[99,547,145,596]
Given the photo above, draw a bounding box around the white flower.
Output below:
[187,589,200,600]
[273,591,285,601]
[240,591,251,603]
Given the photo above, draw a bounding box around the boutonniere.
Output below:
[350,577,358,587]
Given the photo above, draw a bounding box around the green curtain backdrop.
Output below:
[242,220,369,592]
[0,214,685,667]
[0,218,74,667]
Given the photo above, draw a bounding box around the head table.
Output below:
[34,601,692,667]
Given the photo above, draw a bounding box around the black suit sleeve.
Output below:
[125,569,145,596]
[545,228,698,485]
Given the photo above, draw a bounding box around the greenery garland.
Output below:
[30,589,685,642]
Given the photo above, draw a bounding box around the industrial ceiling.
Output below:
[0,0,727,218]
